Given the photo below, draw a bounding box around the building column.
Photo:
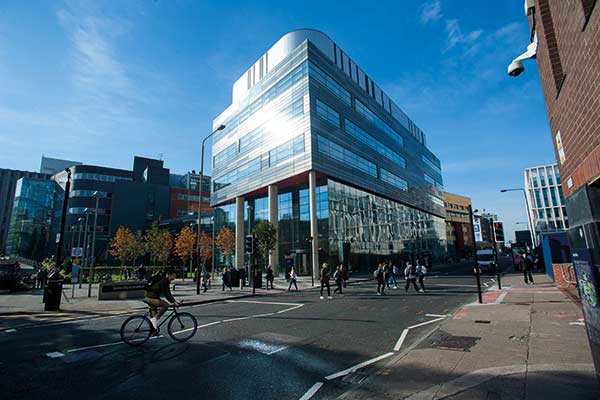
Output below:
[268,184,279,275]
[309,171,319,283]
[235,196,245,270]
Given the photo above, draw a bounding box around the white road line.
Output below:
[223,316,253,323]
[325,352,395,380]
[46,352,65,358]
[4,328,17,333]
[299,382,324,400]
[569,322,585,326]
[199,321,222,328]
[494,292,507,305]
[394,329,409,351]
[277,304,303,313]
[228,300,302,306]
[407,317,445,330]
[425,314,449,318]
[66,340,124,353]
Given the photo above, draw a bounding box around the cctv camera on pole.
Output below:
[508,34,538,77]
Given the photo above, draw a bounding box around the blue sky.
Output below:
[0,0,555,241]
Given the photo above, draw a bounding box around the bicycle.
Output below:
[120,300,198,346]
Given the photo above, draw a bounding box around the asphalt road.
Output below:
[0,258,510,400]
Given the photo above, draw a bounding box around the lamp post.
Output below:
[247,204,254,293]
[469,205,483,304]
[488,216,502,290]
[500,188,537,248]
[87,191,101,298]
[80,209,91,288]
[196,124,226,294]
[54,168,72,273]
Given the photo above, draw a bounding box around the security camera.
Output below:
[507,34,538,77]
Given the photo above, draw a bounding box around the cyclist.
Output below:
[145,269,179,334]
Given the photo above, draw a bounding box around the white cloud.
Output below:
[445,19,483,50]
[420,0,443,24]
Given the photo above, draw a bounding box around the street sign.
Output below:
[71,247,83,257]
[55,233,61,243]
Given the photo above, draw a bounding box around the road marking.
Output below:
[4,328,17,333]
[394,329,409,351]
[425,314,450,318]
[199,321,222,328]
[277,304,303,313]
[325,352,395,380]
[223,316,253,323]
[228,300,303,307]
[407,317,445,330]
[237,339,288,355]
[46,352,65,358]
[299,382,324,400]
[66,340,124,353]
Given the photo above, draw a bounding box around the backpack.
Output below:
[144,274,162,291]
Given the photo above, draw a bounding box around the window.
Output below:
[213,142,238,168]
[355,100,404,147]
[345,119,406,168]
[316,100,340,128]
[309,62,351,105]
[268,134,305,166]
[380,169,408,191]
[421,155,442,176]
[70,190,109,198]
[213,157,261,191]
[73,173,131,182]
[424,173,442,189]
[317,135,377,177]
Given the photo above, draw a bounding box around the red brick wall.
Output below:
[533,1,600,196]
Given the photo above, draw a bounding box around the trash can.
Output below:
[253,270,263,289]
[44,278,64,311]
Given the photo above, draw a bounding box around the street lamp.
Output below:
[247,204,254,292]
[500,188,537,248]
[80,209,91,288]
[87,191,101,298]
[196,123,226,294]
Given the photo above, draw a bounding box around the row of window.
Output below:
[421,155,442,176]
[176,193,211,203]
[316,99,341,128]
[424,174,443,190]
[214,62,308,144]
[380,169,408,191]
[70,190,110,198]
[355,99,404,147]
[214,97,305,168]
[213,135,306,192]
[345,119,406,168]
[309,62,351,106]
[427,193,445,207]
[68,207,109,215]
[73,173,131,182]
[317,135,377,177]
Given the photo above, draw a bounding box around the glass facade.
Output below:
[211,31,447,273]
[6,178,57,259]
[525,164,568,237]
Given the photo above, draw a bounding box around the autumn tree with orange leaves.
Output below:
[109,226,135,266]
[175,226,197,267]
[215,226,235,265]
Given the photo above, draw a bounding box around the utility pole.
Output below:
[490,217,502,290]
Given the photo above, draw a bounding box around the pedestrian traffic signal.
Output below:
[245,234,255,254]
[493,221,505,242]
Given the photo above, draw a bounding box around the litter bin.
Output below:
[44,278,64,311]
[253,270,263,289]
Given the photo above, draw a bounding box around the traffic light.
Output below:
[245,234,255,254]
[493,221,505,242]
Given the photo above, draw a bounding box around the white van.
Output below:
[476,249,496,272]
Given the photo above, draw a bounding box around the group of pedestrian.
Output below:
[373,260,426,295]
[35,267,48,289]
[319,263,348,299]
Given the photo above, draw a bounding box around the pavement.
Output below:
[335,272,599,400]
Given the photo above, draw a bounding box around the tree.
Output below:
[109,226,135,266]
[198,231,213,268]
[131,230,147,266]
[175,226,196,266]
[145,220,164,266]
[215,226,235,265]
[252,220,277,265]
[155,230,173,267]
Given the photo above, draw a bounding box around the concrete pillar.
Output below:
[235,196,245,270]
[309,171,319,282]
[268,184,279,275]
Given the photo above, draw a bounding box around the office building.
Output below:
[524,164,568,242]
[0,168,50,255]
[444,192,473,260]
[211,29,446,276]
[40,156,81,175]
[168,172,212,219]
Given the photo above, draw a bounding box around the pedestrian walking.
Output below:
[416,260,427,292]
[389,262,398,289]
[375,263,386,295]
[238,266,246,290]
[320,263,332,299]
[221,268,229,291]
[288,266,299,291]
[523,252,535,285]
[342,263,348,288]
[333,264,343,295]
[384,262,391,289]
[201,266,209,293]
[404,261,421,292]
[265,265,275,290]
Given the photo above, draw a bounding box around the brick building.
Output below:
[511,0,600,381]
[444,192,474,260]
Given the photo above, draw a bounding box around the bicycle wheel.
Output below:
[167,312,197,342]
[120,315,152,346]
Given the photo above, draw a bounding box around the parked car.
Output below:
[476,249,496,272]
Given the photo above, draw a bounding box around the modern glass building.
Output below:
[6,178,58,259]
[524,163,568,239]
[211,30,446,276]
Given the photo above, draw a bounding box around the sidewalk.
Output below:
[341,273,600,400]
